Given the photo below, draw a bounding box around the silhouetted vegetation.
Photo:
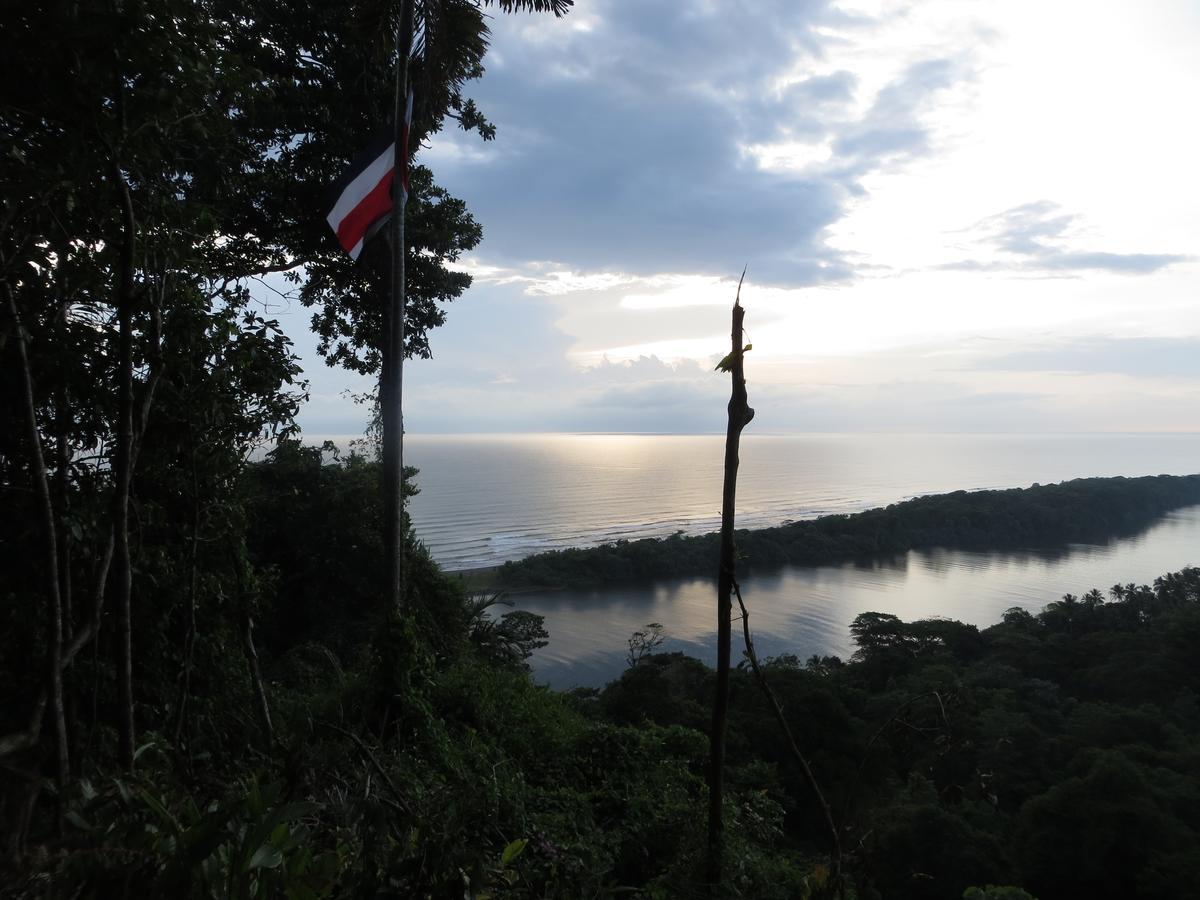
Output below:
[593,565,1200,899]
[6,2,1200,896]
[7,441,1199,895]
[496,474,1200,589]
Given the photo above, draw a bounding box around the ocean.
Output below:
[399,433,1200,685]
[405,432,1200,571]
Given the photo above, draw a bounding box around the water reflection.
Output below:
[841,555,909,574]
[515,505,1200,689]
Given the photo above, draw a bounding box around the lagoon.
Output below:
[506,504,1200,688]
[401,432,1200,686]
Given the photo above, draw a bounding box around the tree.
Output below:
[850,612,909,658]
[627,622,666,668]
[1,0,570,785]
[202,0,571,618]
[468,596,550,669]
[204,0,570,373]
[2,0,259,770]
[708,276,754,886]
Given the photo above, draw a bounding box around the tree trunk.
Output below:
[707,283,752,887]
[231,550,273,753]
[55,383,78,776]
[2,277,162,765]
[111,162,137,772]
[173,444,201,748]
[55,388,72,640]
[3,283,68,790]
[241,612,274,755]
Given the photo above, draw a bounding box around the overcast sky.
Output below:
[283,0,1200,437]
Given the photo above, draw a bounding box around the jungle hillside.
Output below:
[4,2,1200,899]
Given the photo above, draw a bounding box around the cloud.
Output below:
[294,274,1200,436]
[424,0,979,285]
[832,58,962,166]
[782,70,859,110]
[947,201,1189,275]
[287,4,1200,441]
[409,354,732,434]
[978,336,1200,379]
[379,282,729,433]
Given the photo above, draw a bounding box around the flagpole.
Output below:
[387,0,415,618]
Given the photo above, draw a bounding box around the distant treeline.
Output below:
[497,474,1200,589]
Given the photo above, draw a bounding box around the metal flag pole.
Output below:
[387,0,415,617]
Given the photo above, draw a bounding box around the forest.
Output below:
[4,1,1200,897]
[6,442,1200,897]
[495,474,1200,590]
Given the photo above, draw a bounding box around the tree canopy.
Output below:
[0,0,567,818]
[7,3,1200,898]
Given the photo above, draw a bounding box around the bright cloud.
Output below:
[288,0,1200,437]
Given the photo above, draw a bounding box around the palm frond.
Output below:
[485,0,573,17]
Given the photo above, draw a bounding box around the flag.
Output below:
[325,89,413,260]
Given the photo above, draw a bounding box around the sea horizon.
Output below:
[361,432,1200,571]
[298,428,1200,444]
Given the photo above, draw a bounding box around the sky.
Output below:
[281,0,1200,437]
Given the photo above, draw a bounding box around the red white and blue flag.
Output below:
[326,89,413,260]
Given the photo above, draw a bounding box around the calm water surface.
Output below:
[407,433,1200,570]
[508,506,1200,688]
[401,433,1200,687]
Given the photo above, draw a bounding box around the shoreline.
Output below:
[486,474,1200,591]
[446,565,561,594]
[440,474,1200,593]
[445,566,500,592]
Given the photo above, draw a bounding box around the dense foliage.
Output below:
[5,2,1198,897]
[0,0,580,734]
[6,444,1199,895]
[2,0,528,778]
[597,564,1200,898]
[496,474,1200,589]
[0,448,813,898]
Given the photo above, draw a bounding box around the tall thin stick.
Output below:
[707,272,752,887]
[385,0,416,618]
[4,282,68,789]
[110,157,137,773]
[733,580,842,887]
